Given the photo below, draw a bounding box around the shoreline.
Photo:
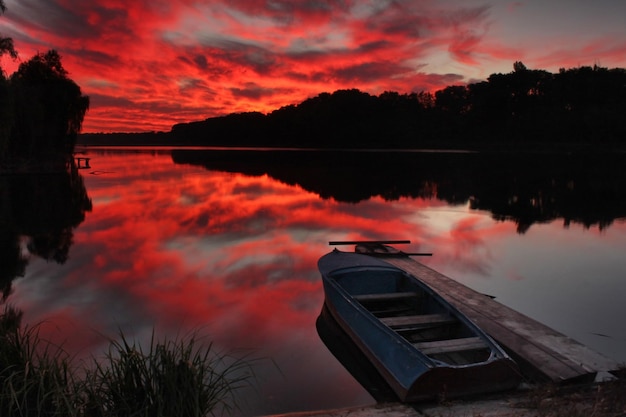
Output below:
[265,378,625,417]
[75,141,626,154]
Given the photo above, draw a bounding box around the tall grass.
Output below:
[0,306,77,417]
[80,331,255,417]
[0,306,256,417]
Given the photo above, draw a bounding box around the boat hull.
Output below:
[319,250,520,402]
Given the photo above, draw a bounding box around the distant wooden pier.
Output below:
[75,157,91,169]
[342,242,623,384]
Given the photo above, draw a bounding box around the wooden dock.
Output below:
[381,255,623,384]
[334,241,623,385]
[75,157,91,169]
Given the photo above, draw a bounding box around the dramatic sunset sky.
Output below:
[2,0,626,132]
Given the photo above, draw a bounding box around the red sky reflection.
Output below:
[2,1,626,132]
[12,151,433,414]
[11,151,626,415]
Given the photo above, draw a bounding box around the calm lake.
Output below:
[4,147,626,416]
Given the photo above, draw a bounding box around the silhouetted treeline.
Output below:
[172,149,626,233]
[165,62,626,149]
[0,50,89,168]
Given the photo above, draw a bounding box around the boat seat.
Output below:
[353,291,420,303]
[413,337,488,355]
[380,314,456,328]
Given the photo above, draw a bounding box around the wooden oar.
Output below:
[365,251,432,257]
[328,240,411,245]
[330,240,433,257]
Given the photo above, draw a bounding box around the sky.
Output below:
[1,0,626,133]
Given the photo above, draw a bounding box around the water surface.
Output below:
[5,148,626,416]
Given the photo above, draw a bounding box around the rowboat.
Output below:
[318,246,521,402]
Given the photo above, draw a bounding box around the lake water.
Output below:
[3,147,626,416]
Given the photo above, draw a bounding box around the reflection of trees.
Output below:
[0,2,17,157]
[0,231,26,299]
[0,163,92,300]
[172,150,626,233]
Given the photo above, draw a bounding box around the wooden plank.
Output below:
[380,313,455,328]
[383,256,622,383]
[414,337,487,355]
[353,291,420,302]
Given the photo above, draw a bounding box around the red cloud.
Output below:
[3,0,625,132]
[2,0,497,132]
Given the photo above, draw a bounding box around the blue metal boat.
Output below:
[318,248,521,402]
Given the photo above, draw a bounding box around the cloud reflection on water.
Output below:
[12,152,433,414]
[9,150,626,416]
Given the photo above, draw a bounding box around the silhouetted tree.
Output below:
[0,71,10,158]
[0,2,17,159]
[0,37,16,61]
[551,65,626,143]
[0,1,16,62]
[8,50,89,160]
[469,62,554,143]
[435,85,470,114]
[432,85,470,140]
[0,2,17,71]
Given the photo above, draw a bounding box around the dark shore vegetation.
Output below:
[81,61,626,151]
[516,379,626,417]
[0,49,89,171]
[1,2,89,172]
[0,305,255,417]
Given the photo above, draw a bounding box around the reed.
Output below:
[80,330,256,417]
[0,306,79,417]
[1,306,255,417]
